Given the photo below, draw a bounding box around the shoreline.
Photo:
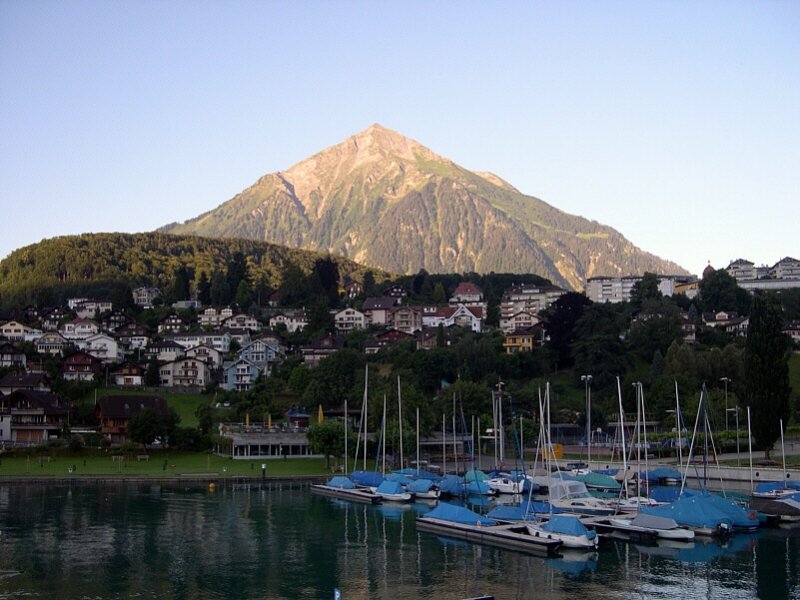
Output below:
[0,474,327,485]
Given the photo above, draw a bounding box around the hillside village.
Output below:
[0,257,798,452]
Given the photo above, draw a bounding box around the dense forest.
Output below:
[0,232,382,309]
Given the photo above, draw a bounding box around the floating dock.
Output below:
[310,484,382,504]
[416,516,562,556]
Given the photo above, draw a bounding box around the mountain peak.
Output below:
[163,126,687,287]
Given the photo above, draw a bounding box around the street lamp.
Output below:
[720,377,730,431]
[581,375,593,465]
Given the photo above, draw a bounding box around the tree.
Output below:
[432,282,446,304]
[542,292,592,369]
[234,279,253,310]
[210,270,230,306]
[145,358,160,387]
[196,271,211,305]
[313,256,340,307]
[307,419,345,469]
[128,409,161,447]
[630,272,662,312]
[171,265,190,302]
[743,294,790,458]
[700,269,751,315]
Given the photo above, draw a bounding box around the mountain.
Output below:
[161,124,686,289]
[0,232,379,307]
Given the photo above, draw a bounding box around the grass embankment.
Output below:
[79,388,211,427]
[0,449,335,479]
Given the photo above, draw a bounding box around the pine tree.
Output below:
[743,294,790,459]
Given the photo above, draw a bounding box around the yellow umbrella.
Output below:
[317,404,324,423]
[267,413,272,428]
[245,412,250,428]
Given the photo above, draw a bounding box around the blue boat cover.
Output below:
[385,472,408,483]
[437,475,465,495]
[349,470,384,488]
[376,480,406,495]
[326,476,356,489]
[465,481,492,495]
[755,481,800,494]
[650,486,681,502]
[695,490,759,528]
[642,492,733,529]
[423,502,495,525]
[464,470,490,482]
[542,514,596,539]
[645,467,682,481]
[487,501,557,522]
[573,472,621,490]
[407,479,434,494]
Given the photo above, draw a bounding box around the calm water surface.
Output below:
[0,482,798,599]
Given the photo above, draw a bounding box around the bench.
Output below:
[137,455,149,461]
[112,455,124,462]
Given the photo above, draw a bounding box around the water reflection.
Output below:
[0,483,798,599]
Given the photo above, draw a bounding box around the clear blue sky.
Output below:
[1,1,797,275]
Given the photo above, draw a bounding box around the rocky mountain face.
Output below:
[162,124,686,290]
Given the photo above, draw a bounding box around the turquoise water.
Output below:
[0,482,798,599]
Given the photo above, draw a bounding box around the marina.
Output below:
[2,481,799,599]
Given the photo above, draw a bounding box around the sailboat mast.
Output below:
[416,407,420,477]
[382,394,387,475]
[442,413,446,475]
[397,376,404,470]
[344,399,348,476]
[363,364,369,471]
[781,418,787,484]
[675,381,683,471]
[747,406,754,493]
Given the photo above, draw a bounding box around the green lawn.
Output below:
[81,388,211,427]
[0,449,334,478]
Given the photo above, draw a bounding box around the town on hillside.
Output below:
[1,257,798,457]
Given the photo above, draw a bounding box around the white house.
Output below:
[78,333,123,363]
[334,308,367,332]
[159,358,211,388]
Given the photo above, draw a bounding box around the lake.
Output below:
[0,482,798,599]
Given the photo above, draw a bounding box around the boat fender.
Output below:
[476,521,482,528]
[748,511,756,521]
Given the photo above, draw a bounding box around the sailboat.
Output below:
[524,384,600,549]
[749,419,800,522]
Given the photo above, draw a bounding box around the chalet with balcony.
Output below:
[238,338,283,372]
[198,306,234,328]
[185,343,222,369]
[132,286,160,308]
[0,390,68,445]
[449,282,485,307]
[334,308,367,332]
[0,343,26,369]
[362,297,398,326]
[159,358,211,388]
[503,324,545,354]
[0,320,39,342]
[59,319,100,341]
[115,322,152,351]
[500,310,539,333]
[222,358,262,392]
[157,313,187,334]
[386,305,422,333]
[268,310,307,333]
[300,335,345,367]
[101,309,130,332]
[111,362,145,387]
[77,333,122,364]
[73,300,113,320]
[63,351,102,382]
[0,372,51,394]
[35,332,71,356]
[221,313,261,331]
[144,340,186,363]
[40,307,73,331]
[96,395,168,444]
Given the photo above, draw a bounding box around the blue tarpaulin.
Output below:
[423,502,495,526]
